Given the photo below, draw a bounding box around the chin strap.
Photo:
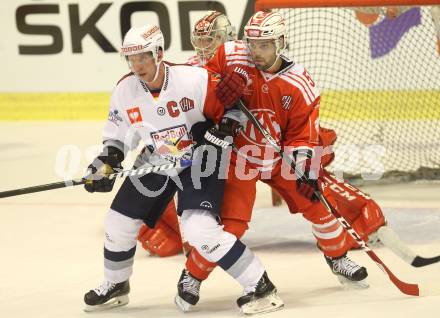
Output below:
[151,59,163,83]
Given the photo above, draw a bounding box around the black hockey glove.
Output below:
[290,148,322,202]
[204,117,242,149]
[84,146,124,193]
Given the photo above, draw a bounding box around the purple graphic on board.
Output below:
[370,8,421,58]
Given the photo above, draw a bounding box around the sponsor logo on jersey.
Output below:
[108,109,123,125]
[127,107,143,124]
[261,83,269,93]
[151,125,193,159]
[157,107,166,116]
[281,95,292,110]
[179,97,194,112]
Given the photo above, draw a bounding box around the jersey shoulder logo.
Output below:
[179,97,195,112]
[127,107,143,124]
[281,95,292,110]
[108,109,123,126]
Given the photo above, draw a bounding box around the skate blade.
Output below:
[84,295,129,312]
[240,292,284,315]
[174,295,193,312]
[337,276,370,290]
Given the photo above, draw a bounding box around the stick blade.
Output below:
[411,255,440,267]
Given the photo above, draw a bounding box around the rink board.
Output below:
[0,90,439,120]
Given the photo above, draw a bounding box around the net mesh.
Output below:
[276,6,440,184]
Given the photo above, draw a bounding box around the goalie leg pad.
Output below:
[322,171,386,249]
[137,201,183,257]
[137,222,183,257]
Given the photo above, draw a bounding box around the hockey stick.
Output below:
[376,226,440,268]
[236,99,424,297]
[0,159,192,199]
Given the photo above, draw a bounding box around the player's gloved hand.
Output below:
[216,66,249,108]
[84,146,124,193]
[204,116,243,149]
[291,148,322,202]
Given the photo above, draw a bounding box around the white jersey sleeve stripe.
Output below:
[280,75,313,105]
[288,73,316,100]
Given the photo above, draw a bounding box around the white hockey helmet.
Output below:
[243,11,286,56]
[121,24,164,62]
[191,11,237,62]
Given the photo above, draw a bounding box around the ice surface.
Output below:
[1,122,439,318]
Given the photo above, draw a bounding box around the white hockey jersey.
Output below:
[103,62,224,165]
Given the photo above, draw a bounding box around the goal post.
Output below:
[256,0,440,10]
[255,0,440,184]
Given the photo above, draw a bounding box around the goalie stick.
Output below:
[236,99,439,297]
[0,159,192,199]
[376,226,440,268]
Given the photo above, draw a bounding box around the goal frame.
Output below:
[255,0,440,10]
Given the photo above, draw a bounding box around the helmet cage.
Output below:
[191,11,236,62]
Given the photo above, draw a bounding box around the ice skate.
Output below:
[84,280,130,312]
[237,271,284,315]
[325,253,369,289]
[174,269,201,312]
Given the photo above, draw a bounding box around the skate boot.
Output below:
[174,269,202,312]
[325,253,369,289]
[84,280,130,312]
[237,271,284,315]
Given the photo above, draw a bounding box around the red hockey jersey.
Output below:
[205,40,321,171]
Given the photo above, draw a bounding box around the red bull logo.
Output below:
[151,125,192,158]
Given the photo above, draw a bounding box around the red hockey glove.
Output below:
[215,67,249,108]
[291,148,323,202]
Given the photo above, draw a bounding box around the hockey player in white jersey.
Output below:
[82,24,283,314]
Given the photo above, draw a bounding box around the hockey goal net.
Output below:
[256,0,440,184]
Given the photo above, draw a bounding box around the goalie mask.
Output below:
[243,11,286,69]
[191,11,237,64]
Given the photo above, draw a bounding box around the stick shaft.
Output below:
[0,159,191,199]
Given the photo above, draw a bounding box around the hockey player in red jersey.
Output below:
[135,12,438,312]
[174,11,371,311]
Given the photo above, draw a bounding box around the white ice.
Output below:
[1,122,439,318]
